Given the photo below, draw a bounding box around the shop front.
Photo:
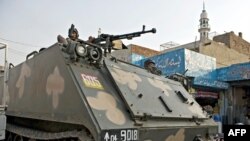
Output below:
[228,82,250,125]
[192,77,229,133]
[217,62,250,125]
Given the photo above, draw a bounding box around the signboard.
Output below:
[133,48,217,78]
[193,77,229,89]
[131,53,145,64]
[184,49,216,78]
[133,48,185,76]
[194,91,219,99]
[217,62,250,81]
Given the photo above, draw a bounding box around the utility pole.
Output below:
[0,42,7,140]
[0,42,8,107]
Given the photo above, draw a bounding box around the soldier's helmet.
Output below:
[68,24,79,39]
[144,59,155,68]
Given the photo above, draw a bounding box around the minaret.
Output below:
[198,0,210,41]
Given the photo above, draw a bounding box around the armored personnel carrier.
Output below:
[0,25,218,141]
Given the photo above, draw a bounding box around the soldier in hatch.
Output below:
[68,25,96,43]
[144,59,162,75]
[57,24,81,44]
[67,24,81,42]
[57,24,83,61]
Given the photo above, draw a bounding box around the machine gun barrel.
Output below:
[111,27,156,40]
[99,25,156,42]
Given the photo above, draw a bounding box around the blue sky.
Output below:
[0,0,250,65]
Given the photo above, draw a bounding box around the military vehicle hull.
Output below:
[0,43,218,141]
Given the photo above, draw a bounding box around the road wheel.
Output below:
[13,134,24,141]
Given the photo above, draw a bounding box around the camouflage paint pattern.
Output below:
[0,44,218,141]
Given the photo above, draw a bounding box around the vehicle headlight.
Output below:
[75,44,87,57]
[88,47,103,62]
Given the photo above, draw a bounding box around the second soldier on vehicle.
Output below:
[144,59,162,75]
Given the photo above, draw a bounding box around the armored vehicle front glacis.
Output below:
[0,25,218,141]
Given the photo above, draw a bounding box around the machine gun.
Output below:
[93,25,156,56]
[57,25,156,64]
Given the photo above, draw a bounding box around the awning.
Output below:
[194,91,218,99]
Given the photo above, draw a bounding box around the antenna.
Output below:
[98,28,101,37]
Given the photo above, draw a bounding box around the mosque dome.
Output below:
[200,10,208,19]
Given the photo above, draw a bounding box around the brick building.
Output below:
[160,3,250,126]
[213,31,250,56]
[112,44,159,63]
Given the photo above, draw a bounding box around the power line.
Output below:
[8,55,24,61]
[8,48,27,56]
[0,48,26,65]
[0,37,44,48]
